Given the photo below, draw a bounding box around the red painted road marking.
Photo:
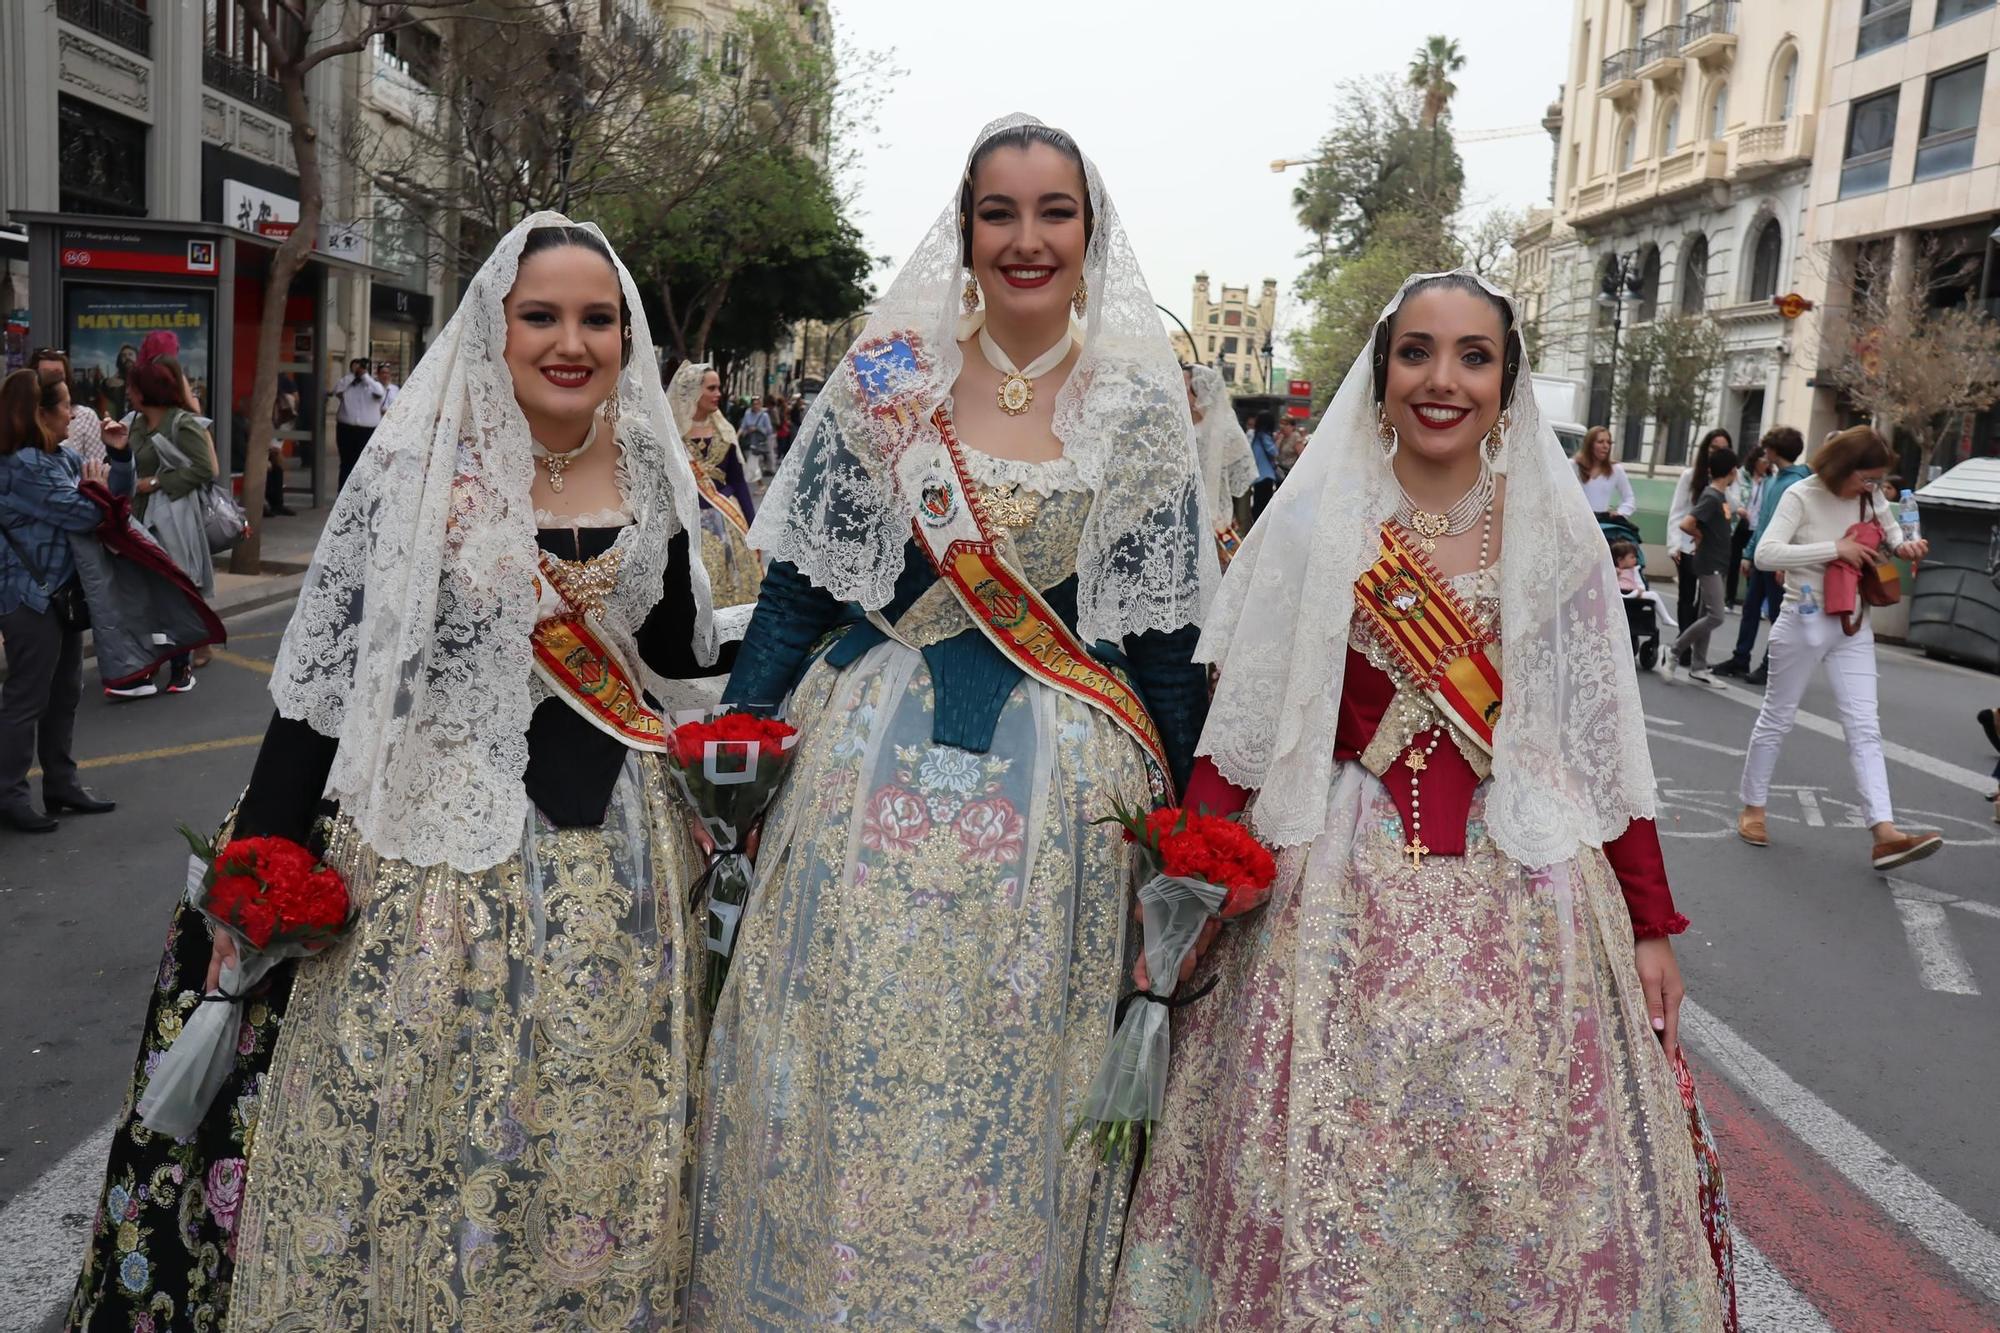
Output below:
[1693,1055,2000,1332]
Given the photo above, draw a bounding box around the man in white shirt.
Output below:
[378,362,401,413]
[328,357,386,488]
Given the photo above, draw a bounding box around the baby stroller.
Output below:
[1601,516,1662,672]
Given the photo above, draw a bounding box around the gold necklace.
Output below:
[530,418,599,494]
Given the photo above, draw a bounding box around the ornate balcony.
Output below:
[1637,27,1684,83]
[1681,0,1738,63]
[55,0,151,58]
[204,50,286,117]
[1733,114,1817,178]
[1600,48,1640,101]
[1655,141,1730,196]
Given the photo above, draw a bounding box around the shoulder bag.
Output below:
[0,512,89,631]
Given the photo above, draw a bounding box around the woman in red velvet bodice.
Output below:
[1107,273,1730,1331]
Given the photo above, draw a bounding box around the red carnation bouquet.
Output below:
[664,709,801,1009]
[1074,801,1277,1162]
[138,828,353,1137]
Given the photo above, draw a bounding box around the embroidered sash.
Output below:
[690,455,753,539]
[1352,523,1503,756]
[530,556,671,753]
[908,407,1172,788]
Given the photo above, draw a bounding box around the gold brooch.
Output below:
[978,482,1041,530]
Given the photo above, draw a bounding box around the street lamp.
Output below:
[1156,303,1205,365]
[1596,250,1645,457]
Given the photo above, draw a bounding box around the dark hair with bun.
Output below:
[959,124,1096,267]
[518,225,634,367]
[1371,272,1523,409]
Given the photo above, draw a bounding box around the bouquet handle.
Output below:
[136,950,277,1138]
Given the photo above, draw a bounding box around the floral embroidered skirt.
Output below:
[1109,765,1726,1332]
[65,899,296,1332]
[94,752,704,1333]
[699,509,763,609]
[691,641,1151,1330]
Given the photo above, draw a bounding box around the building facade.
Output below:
[0,1,425,505]
[1784,0,2000,462]
[1172,274,1278,392]
[1541,0,1836,471]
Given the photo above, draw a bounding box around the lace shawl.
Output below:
[1189,364,1258,515]
[746,112,1218,644]
[269,212,715,873]
[1196,270,1657,867]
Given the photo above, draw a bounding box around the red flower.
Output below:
[1115,804,1277,906]
[670,711,798,767]
[194,835,353,954]
[861,785,931,855]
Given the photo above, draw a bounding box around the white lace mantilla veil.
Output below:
[666,360,740,452]
[1189,363,1258,515]
[1196,269,1657,867]
[747,112,1218,643]
[270,211,716,874]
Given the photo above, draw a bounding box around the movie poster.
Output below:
[64,285,213,418]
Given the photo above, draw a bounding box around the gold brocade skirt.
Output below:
[700,511,763,609]
[690,641,1151,1331]
[226,752,705,1333]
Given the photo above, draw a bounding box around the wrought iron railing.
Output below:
[1601,48,1637,87]
[203,49,286,117]
[56,0,151,58]
[1683,0,1739,44]
[1638,26,1683,68]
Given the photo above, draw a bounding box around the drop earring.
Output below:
[1376,404,1398,458]
[602,392,621,430]
[1071,276,1088,319]
[1484,412,1507,464]
[963,272,981,314]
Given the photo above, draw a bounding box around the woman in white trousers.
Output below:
[1737,425,1942,871]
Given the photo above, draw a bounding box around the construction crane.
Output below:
[1271,124,1545,172]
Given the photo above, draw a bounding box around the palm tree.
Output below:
[1407,35,1466,130]
[1407,35,1466,209]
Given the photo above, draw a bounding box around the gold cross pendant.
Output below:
[1404,837,1429,870]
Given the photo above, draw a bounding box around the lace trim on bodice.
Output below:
[534,506,634,529]
[959,447,1086,496]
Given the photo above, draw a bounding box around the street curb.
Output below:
[0,573,305,682]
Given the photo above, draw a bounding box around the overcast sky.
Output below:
[828,0,1571,362]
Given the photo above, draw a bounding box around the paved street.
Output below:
[1,590,1997,1330]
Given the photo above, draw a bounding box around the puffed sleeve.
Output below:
[1602,818,1690,939]
[720,559,847,713]
[636,529,736,679]
[233,712,339,845]
[1122,623,1208,796]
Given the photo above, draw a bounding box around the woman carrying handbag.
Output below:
[1735,426,1941,871]
[114,358,218,697]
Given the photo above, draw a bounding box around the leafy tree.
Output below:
[224,0,530,570]
[1615,313,1729,465]
[1293,212,1461,409]
[1834,241,2000,473]
[1290,75,1464,278]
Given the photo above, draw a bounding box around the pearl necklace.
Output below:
[1393,462,1494,553]
[976,324,1072,416]
[530,417,599,494]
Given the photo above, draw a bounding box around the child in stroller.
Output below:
[1607,531,1674,670]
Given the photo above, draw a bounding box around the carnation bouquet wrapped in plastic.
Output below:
[1074,803,1277,1161]
[665,709,800,1008]
[138,829,352,1137]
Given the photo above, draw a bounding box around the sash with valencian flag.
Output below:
[846,332,1173,792]
[1353,522,1503,756]
[529,551,672,754]
[688,440,753,540]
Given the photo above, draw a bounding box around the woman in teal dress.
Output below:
[688,114,1219,1330]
